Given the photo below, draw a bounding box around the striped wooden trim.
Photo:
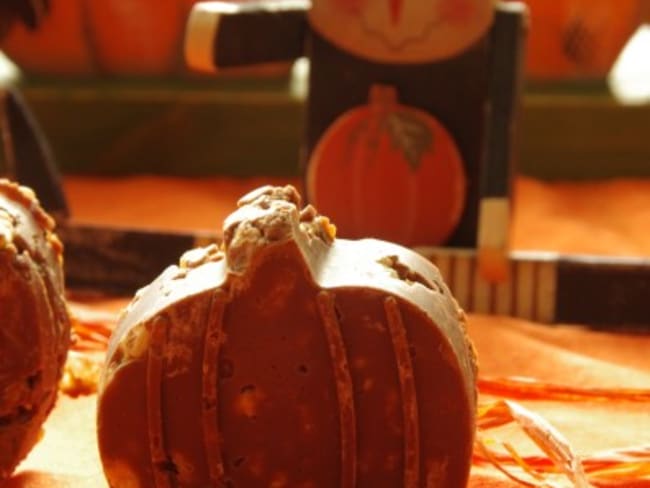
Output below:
[146,315,172,488]
[422,246,650,326]
[419,247,558,323]
[472,265,493,314]
[515,260,535,320]
[431,251,454,291]
[58,223,649,327]
[316,291,357,488]
[536,258,558,323]
[384,296,420,488]
[452,252,474,312]
[493,264,513,316]
[201,291,228,485]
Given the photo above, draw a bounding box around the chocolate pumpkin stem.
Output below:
[224,184,336,273]
[368,84,398,107]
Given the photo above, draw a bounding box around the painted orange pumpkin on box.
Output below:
[307,84,466,247]
[186,0,527,258]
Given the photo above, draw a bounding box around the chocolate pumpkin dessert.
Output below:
[97,185,477,487]
[0,179,70,480]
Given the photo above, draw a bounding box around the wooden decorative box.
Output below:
[5,74,650,329]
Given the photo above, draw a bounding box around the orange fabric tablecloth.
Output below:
[62,175,650,257]
[7,176,650,487]
[9,314,650,488]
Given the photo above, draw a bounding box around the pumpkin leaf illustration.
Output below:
[385,111,433,171]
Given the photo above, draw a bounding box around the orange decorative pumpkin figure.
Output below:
[508,0,646,79]
[186,0,527,261]
[1,0,197,76]
[307,84,466,246]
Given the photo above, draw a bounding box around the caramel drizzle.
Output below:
[384,296,420,487]
[146,316,172,488]
[201,291,227,485]
[316,291,357,488]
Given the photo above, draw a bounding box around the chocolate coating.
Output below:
[98,185,477,487]
[0,179,70,480]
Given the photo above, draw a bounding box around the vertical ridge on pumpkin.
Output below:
[384,296,420,487]
[201,290,227,486]
[146,316,173,488]
[316,291,357,488]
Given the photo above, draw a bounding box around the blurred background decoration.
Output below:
[1,0,649,104]
[0,0,648,179]
[0,0,648,81]
[609,23,650,104]
[1,0,196,76]
[508,0,649,81]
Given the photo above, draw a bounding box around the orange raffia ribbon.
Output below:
[60,302,118,396]
[476,400,650,487]
[68,302,115,351]
[478,376,650,403]
[476,399,591,487]
[475,376,650,486]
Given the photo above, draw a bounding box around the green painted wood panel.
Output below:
[16,78,650,180]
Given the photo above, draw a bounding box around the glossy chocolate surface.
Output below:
[0,179,70,480]
[98,185,477,487]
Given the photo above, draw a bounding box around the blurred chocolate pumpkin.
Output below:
[1,0,197,76]
[0,180,71,480]
[509,0,646,79]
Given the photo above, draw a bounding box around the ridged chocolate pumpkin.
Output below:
[0,179,70,480]
[306,84,467,247]
[97,185,477,487]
